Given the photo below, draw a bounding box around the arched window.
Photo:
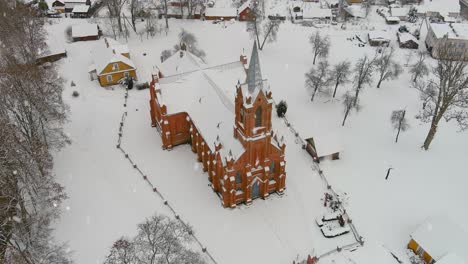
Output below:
[255,107,262,127]
[240,108,244,124]
[235,171,242,184]
[269,161,275,173]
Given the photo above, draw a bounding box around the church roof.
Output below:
[156,50,247,162]
[247,41,263,94]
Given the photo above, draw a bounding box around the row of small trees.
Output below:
[0,2,71,263]
[305,31,468,150]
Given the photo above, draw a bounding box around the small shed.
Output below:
[408,216,468,264]
[368,31,390,47]
[238,0,254,21]
[71,5,89,18]
[397,32,418,49]
[302,7,333,21]
[36,35,67,64]
[385,16,400,24]
[72,23,99,41]
[305,132,343,163]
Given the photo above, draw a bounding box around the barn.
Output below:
[397,32,419,49]
[368,31,391,47]
[71,5,89,18]
[72,23,99,41]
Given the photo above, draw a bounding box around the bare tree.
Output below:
[410,51,429,83]
[309,31,330,65]
[246,2,263,48]
[305,61,330,102]
[129,0,142,32]
[161,49,174,62]
[175,29,206,58]
[404,50,414,67]
[391,109,409,143]
[105,214,206,264]
[330,60,351,98]
[103,0,127,33]
[375,47,402,88]
[352,54,375,106]
[342,91,360,126]
[259,20,281,50]
[417,42,468,150]
[187,0,203,18]
[104,238,137,264]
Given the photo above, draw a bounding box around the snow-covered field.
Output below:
[50,1,468,263]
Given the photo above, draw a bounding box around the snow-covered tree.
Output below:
[410,51,429,83]
[103,0,127,33]
[105,214,206,264]
[342,92,360,126]
[259,20,281,50]
[305,61,331,102]
[276,100,287,117]
[416,41,468,150]
[330,60,351,98]
[246,3,280,50]
[375,47,402,88]
[352,54,375,106]
[309,31,330,65]
[161,49,174,62]
[175,29,206,58]
[129,0,143,32]
[391,110,409,143]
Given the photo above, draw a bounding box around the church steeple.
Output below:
[246,41,263,94]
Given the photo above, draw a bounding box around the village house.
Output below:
[71,23,100,41]
[51,0,65,12]
[397,32,419,49]
[71,5,89,18]
[88,38,136,86]
[425,23,468,60]
[408,216,468,264]
[203,0,254,21]
[148,43,286,208]
[64,0,89,12]
[368,31,391,47]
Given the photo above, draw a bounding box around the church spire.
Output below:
[247,41,263,94]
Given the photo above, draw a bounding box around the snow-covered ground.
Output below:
[50,0,468,262]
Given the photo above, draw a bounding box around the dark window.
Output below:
[235,171,242,184]
[255,107,262,127]
[240,108,244,124]
[269,161,275,173]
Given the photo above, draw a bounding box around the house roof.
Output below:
[65,0,86,3]
[156,50,247,161]
[38,33,66,58]
[390,7,408,17]
[91,39,135,75]
[398,32,418,43]
[204,7,238,17]
[72,23,98,38]
[343,5,366,18]
[385,16,400,22]
[238,0,252,13]
[302,6,332,19]
[72,4,89,13]
[411,215,468,262]
[430,23,468,40]
[368,31,391,41]
[309,131,343,157]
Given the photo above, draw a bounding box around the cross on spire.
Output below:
[247,41,263,94]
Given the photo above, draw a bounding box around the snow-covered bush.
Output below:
[72,91,79,97]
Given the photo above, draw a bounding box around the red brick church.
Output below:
[148,43,286,208]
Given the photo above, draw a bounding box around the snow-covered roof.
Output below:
[385,16,400,22]
[430,23,468,40]
[307,131,343,157]
[398,32,417,43]
[72,23,98,38]
[390,7,408,17]
[302,6,332,19]
[368,31,391,41]
[266,4,288,17]
[91,39,135,75]
[156,50,247,160]
[38,33,66,58]
[238,0,252,12]
[72,4,89,12]
[437,253,466,264]
[204,7,237,17]
[411,215,468,262]
[416,0,460,16]
[106,38,130,54]
[343,5,366,18]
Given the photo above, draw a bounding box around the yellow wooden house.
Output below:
[89,39,136,87]
[408,216,468,264]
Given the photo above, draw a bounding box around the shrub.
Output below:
[276,100,287,117]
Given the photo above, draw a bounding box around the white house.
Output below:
[425,23,468,60]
